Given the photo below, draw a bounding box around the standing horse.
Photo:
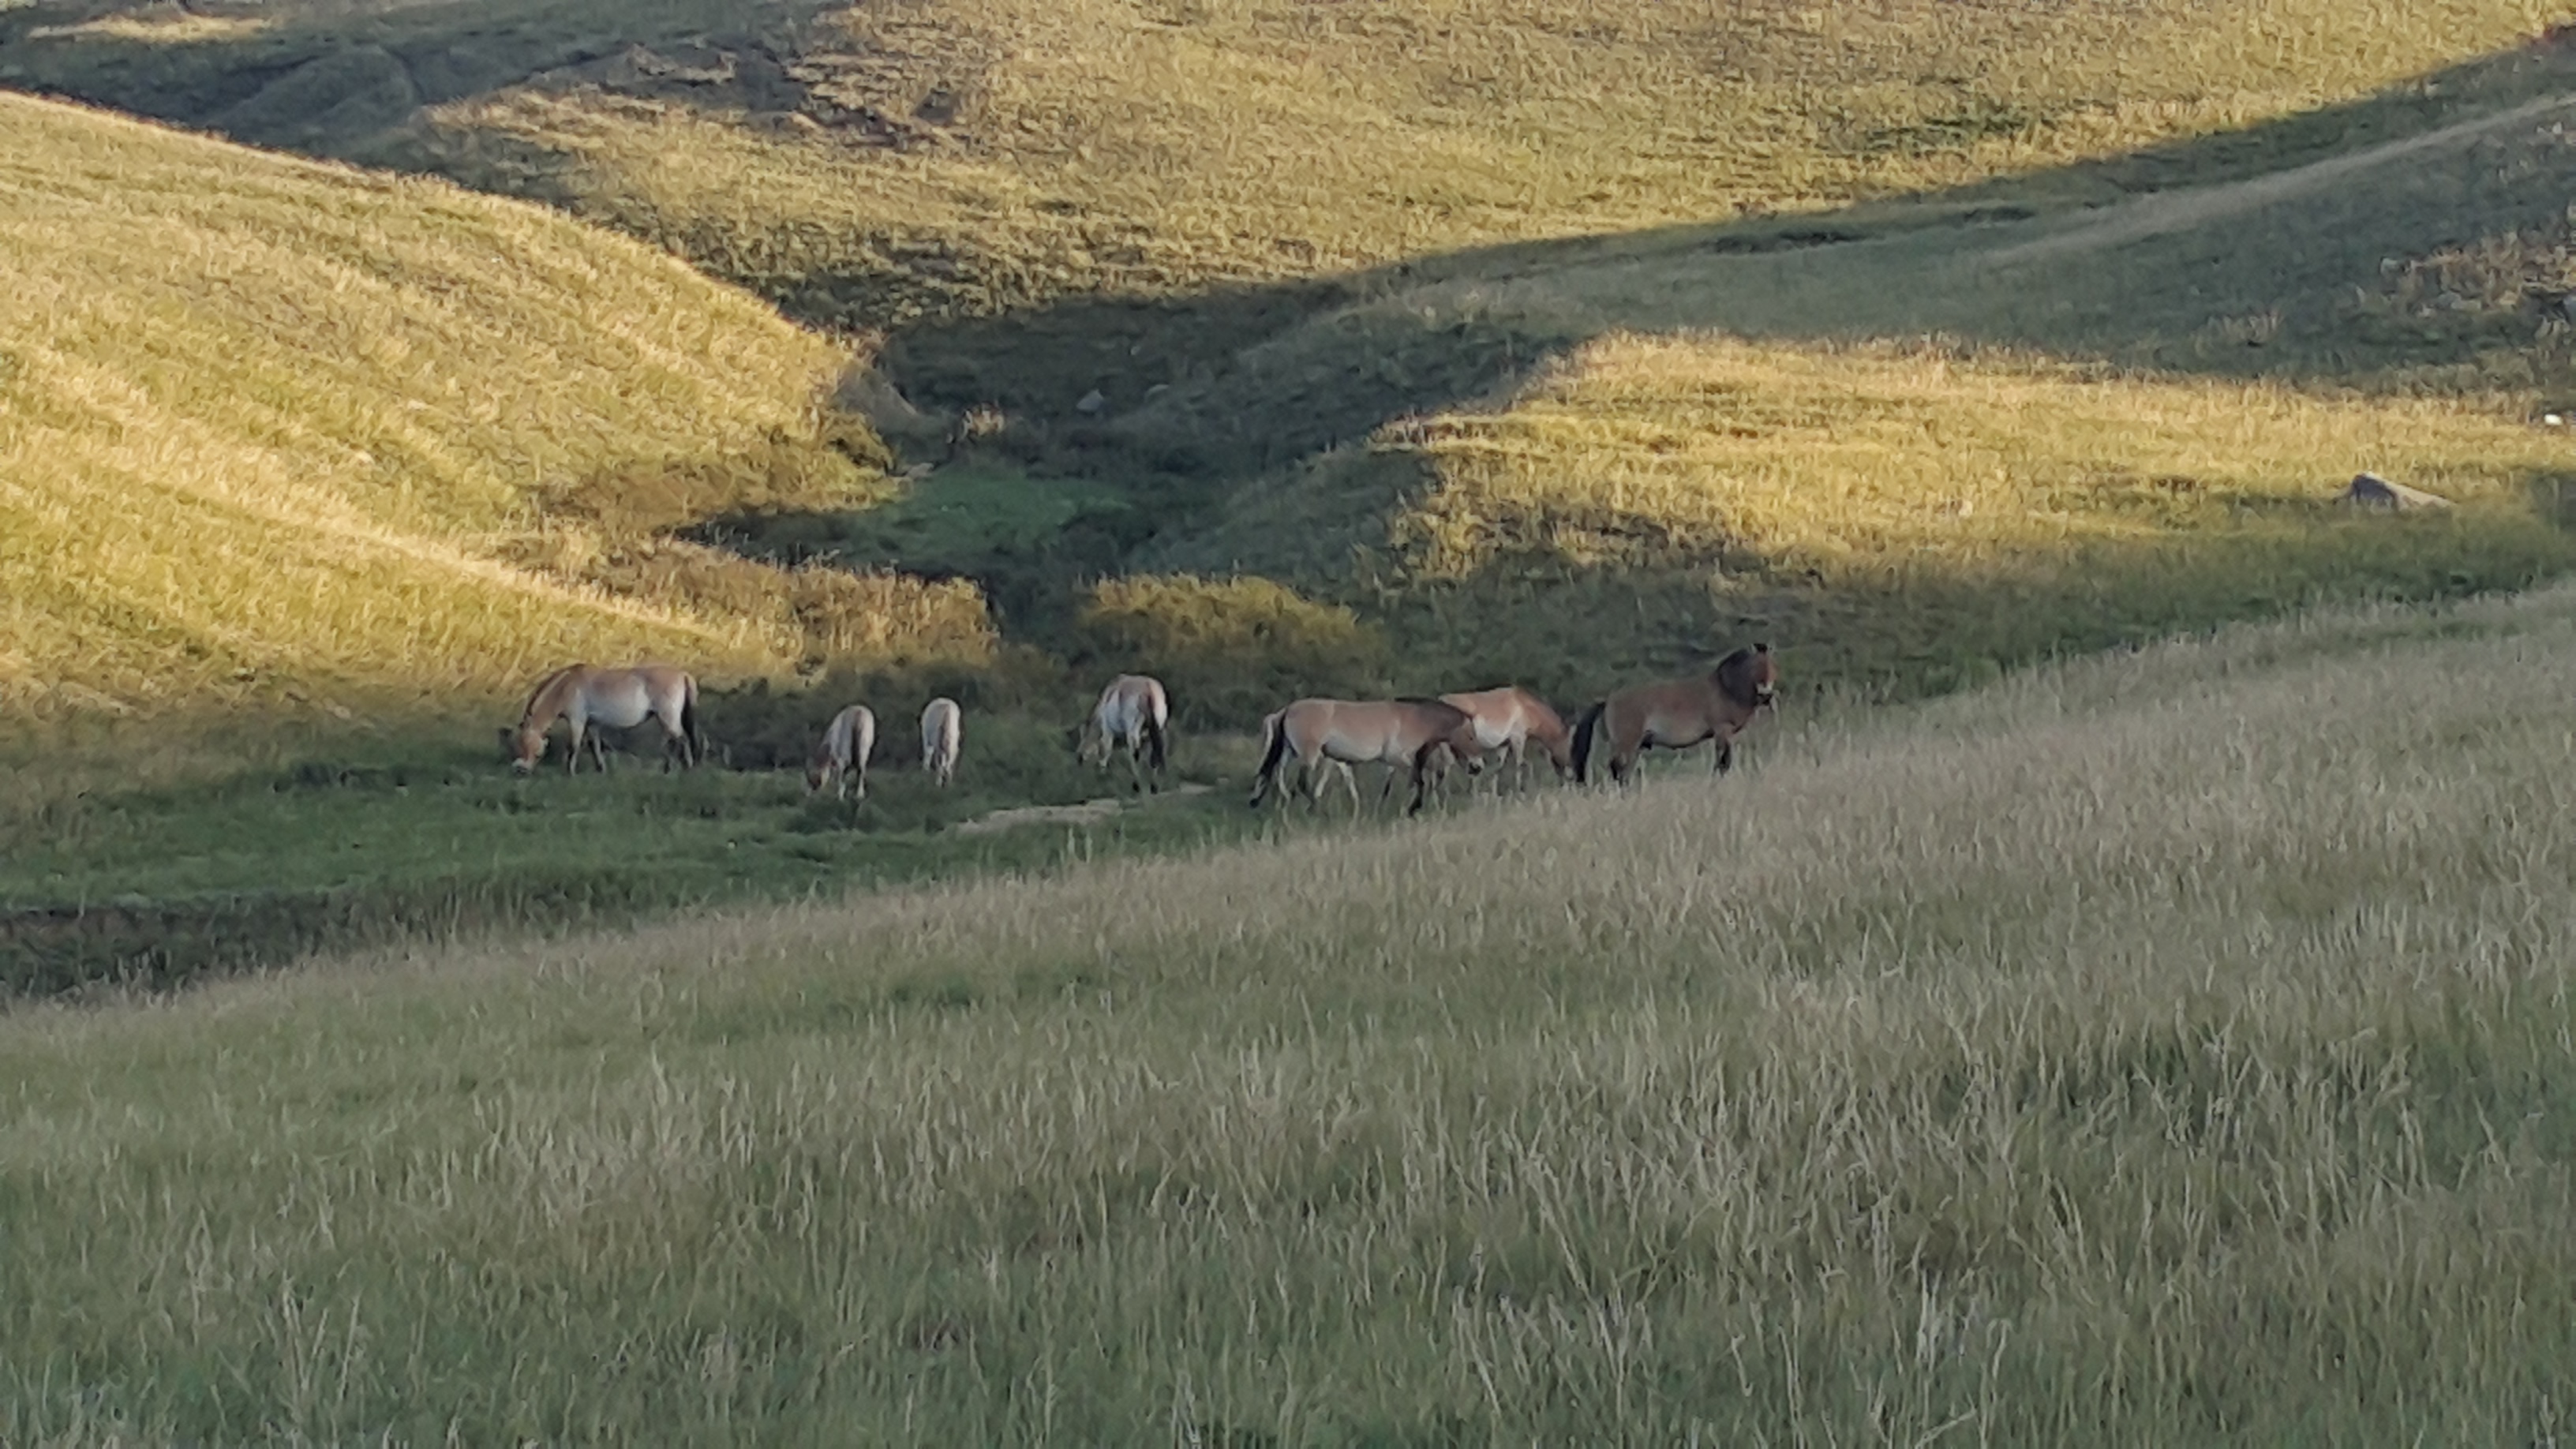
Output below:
[1571,643,1777,786]
[1075,674,1171,792]
[1439,685,1574,792]
[806,704,877,800]
[1249,698,1482,817]
[504,664,702,775]
[920,697,962,787]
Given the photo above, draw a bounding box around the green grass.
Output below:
[0,713,1282,997]
[8,586,2576,1442]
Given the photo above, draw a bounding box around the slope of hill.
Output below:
[3,0,2558,328]
[1136,67,2576,699]
[7,584,2574,1440]
[0,92,985,728]
[12,5,2576,719]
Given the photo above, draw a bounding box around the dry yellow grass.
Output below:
[1394,334,2568,579]
[415,0,2566,320]
[0,92,983,723]
[7,583,2574,1440]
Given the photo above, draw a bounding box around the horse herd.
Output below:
[503,645,1780,815]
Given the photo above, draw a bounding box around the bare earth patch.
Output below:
[953,783,1210,834]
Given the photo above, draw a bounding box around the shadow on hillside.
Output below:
[0,0,848,152]
[735,34,2576,700]
[876,34,2576,489]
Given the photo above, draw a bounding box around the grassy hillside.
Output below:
[0,92,984,736]
[396,0,2572,320]
[1137,62,2576,699]
[12,4,2576,993]
[7,0,2565,351]
[8,586,2576,1442]
[9,2,2574,723]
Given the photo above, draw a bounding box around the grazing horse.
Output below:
[1249,698,1483,817]
[1571,643,1777,786]
[1439,685,1574,791]
[1075,674,1171,792]
[920,697,962,787]
[805,704,878,800]
[504,663,702,775]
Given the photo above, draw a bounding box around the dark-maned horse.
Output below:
[1571,644,1777,785]
[1249,698,1483,817]
[504,664,703,774]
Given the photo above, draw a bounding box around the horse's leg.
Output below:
[565,717,586,776]
[1714,739,1735,775]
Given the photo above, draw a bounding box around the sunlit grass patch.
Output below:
[0,93,983,733]
[1393,332,2569,578]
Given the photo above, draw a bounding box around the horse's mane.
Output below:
[518,664,586,724]
[1712,642,1774,708]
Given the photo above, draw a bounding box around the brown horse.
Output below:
[504,664,702,774]
[1439,685,1574,791]
[1249,698,1482,817]
[806,704,877,800]
[1571,643,1777,785]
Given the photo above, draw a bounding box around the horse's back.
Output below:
[832,703,875,758]
[1097,675,1164,737]
[1290,697,1468,762]
[922,698,961,751]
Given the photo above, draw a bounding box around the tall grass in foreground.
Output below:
[6,586,2576,1441]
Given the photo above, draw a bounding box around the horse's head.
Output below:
[1539,728,1577,780]
[1065,721,1100,766]
[504,722,545,774]
[1717,642,1778,713]
[1437,711,1486,775]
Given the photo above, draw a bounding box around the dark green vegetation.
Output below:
[0,713,1268,998]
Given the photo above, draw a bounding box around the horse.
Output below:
[920,697,962,787]
[805,704,877,800]
[504,663,702,775]
[1439,685,1574,792]
[1571,643,1777,786]
[1073,674,1170,792]
[1249,698,1483,817]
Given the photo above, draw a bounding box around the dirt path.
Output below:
[1990,93,2576,265]
[953,784,1211,836]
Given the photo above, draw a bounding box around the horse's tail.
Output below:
[1249,710,1288,806]
[680,677,706,768]
[1143,714,1169,773]
[1571,702,1605,784]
